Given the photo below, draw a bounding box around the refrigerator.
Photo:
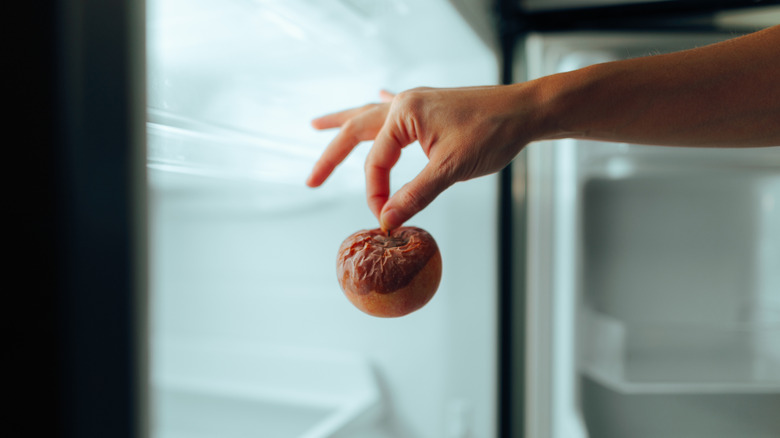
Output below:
[506,1,780,438]
[34,0,779,438]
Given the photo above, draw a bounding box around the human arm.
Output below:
[543,24,780,147]
[306,25,780,230]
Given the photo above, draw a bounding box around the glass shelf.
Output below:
[151,337,381,438]
[146,109,320,185]
[573,141,780,180]
[580,308,780,394]
[145,109,365,215]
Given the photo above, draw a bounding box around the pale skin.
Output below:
[306,24,780,231]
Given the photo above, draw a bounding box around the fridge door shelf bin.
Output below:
[580,308,780,394]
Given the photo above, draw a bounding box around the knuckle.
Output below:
[340,119,360,141]
[364,158,388,179]
[437,153,458,178]
[340,118,356,133]
[368,192,388,208]
[399,185,429,212]
[395,89,424,111]
[432,152,462,184]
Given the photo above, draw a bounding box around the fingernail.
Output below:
[381,208,402,231]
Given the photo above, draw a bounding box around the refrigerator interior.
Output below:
[519,31,780,438]
[145,1,499,437]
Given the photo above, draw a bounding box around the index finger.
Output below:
[364,118,416,219]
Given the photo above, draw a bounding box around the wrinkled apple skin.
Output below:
[336,227,442,318]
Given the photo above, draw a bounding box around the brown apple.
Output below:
[336,226,442,318]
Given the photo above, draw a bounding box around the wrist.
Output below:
[505,71,584,143]
[530,66,601,142]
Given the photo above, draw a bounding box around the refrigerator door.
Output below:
[516,31,780,438]
[146,1,499,438]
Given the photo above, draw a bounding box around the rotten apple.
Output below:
[336,226,442,318]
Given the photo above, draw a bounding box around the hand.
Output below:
[306,85,545,230]
[307,26,780,230]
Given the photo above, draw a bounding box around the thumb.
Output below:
[379,162,451,231]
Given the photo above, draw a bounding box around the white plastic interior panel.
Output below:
[146,2,499,438]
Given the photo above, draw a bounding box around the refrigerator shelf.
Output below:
[574,142,780,180]
[151,337,381,438]
[146,109,321,184]
[580,308,780,394]
[583,369,780,395]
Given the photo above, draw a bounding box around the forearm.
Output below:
[529,25,780,147]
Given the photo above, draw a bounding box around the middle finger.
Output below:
[307,104,389,187]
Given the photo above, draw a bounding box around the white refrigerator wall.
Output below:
[146,1,499,438]
[519,31,780,438]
